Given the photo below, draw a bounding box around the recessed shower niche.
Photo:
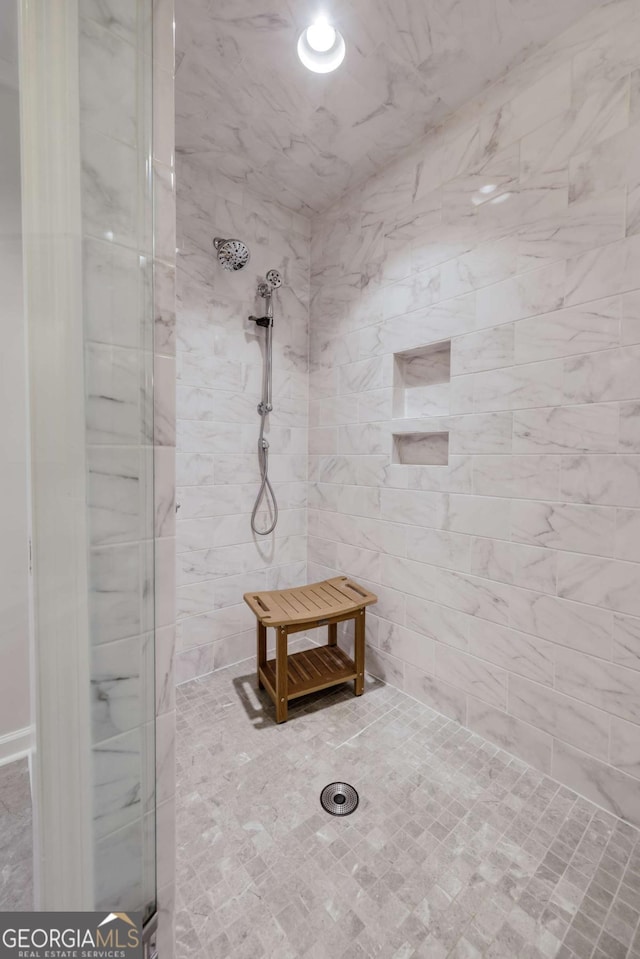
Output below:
[393,340,451,417]
[392,340,451,465]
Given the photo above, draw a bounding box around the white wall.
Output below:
[0,8,31,754]
[175,153,310,682]
[309,0,640,827]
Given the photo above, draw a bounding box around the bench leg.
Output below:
[257,621,266,689]
[275,625,288,723]
[354,609,365,696]
[328,622,337,647]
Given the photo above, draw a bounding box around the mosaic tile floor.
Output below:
[176,644,640,959]
[0,757,33,911]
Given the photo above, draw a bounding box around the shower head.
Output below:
[213,237,250,271]
[266,269,282,289]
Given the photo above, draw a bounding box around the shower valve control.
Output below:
[249,314,272,327]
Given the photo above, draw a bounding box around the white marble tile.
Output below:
[365,646,404,689]
[404,596,470,650]
[383,267,441,321]
[382,555,510,625]
[480,63,571,155]
[514,297,620,363]
[405,527,470,572]
[436,645,507,709]
[404,666,466,723]
[569,122,640,205]
[154,260,176,356]
[509,588,612,657]
[475,262,566,329]
[440,236,518,300]
[509,674,609,760]
[450,324,514,376]
[155,624,175,716]
[95,820,144,910]
[335,543,380,583]
[175,644,216,685]
[620,401,640,452]
[555,647,640,723]
[93,728,142,840]
[561,454,640,507]
[520,77,629,188]
[511,501,615,556]
[86,344,147,446]
[513,404,618,453]
[79,15,136,146]
[89,543,144,645]
[154,160,176,266]
[84,238,151,350]
[557,552,640,617]
[517,188,625,272]
[470,538,557,593]
[613,612,640,670]
[610,716,640,779]
[379,488,448,529]
[472,455,559,500]
[155,535,176,629]
[467,619,554,686]
[154,446,176,538]
[467,698,552,774]
[444,494,512,539]
[552,739,640,825]
[377,620,435,674]
[87,447,153,547]
[615,508,640,562]
[156,710,175,806]
[81,131,141,250]
[564,345,640,404]
[621,290,640,345]
[82,0,138,44]
[155,356,176,447]
[472,359,563,412]
[564,233,640,305]
[92,634,153,743]
[449,411,513,454]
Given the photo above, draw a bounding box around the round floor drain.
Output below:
[320,782,359,816]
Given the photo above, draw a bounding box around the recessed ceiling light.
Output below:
[297,16,346,73]
[479,183,497,195]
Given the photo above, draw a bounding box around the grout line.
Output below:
[335,702,400,749]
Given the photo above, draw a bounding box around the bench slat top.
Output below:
[244,576,377,627]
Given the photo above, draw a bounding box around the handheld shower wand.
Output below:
[249,270,282,535]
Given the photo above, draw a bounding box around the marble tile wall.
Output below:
[174,155,310,683]
[308,0,640,828]
[153,0,177,952]
[79,0,177,940]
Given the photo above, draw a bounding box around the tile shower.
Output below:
[171,0,640,955]
[307,4,640,827]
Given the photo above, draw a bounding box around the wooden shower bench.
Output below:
[243,576,377,723]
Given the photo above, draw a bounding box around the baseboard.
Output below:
[0,726,33,767]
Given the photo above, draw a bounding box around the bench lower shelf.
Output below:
[260,644,357,701]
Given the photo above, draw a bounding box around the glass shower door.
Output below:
[79,0,156,918]
[19,0,157,918]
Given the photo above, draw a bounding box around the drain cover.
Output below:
[320,782,359,816]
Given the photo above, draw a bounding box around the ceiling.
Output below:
[175,0,604,216]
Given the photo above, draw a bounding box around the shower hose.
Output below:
[251,416,279,535]
[251,322,278,535]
